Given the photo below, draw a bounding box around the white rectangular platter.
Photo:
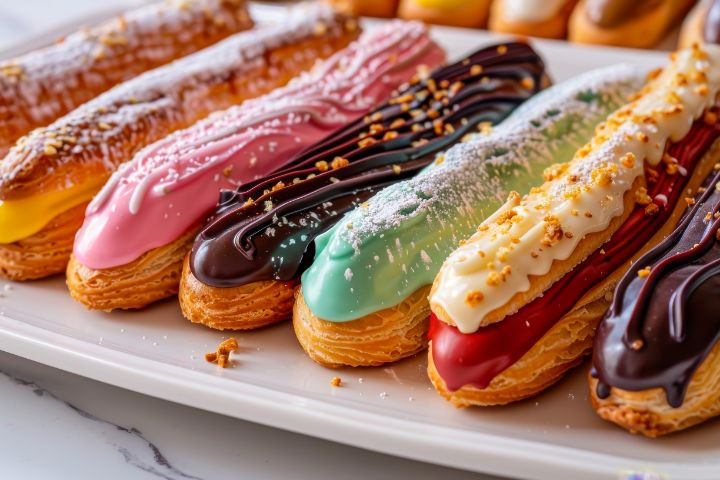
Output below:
[1,5,718,479]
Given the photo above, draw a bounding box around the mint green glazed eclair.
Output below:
[294,64,645,367]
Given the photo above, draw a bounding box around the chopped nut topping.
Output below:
[470,64,483,75]
[465,290,484,306]
[331,156,349,170]
[543,163,569,182]
[358,137,376,148]
[205,338,239,368]
[315,160,329,172]
[313,22,328,36]
[392,164,402,174]
[521,77,535,90]
[634,187,652,206]
[631,339,644,351]
[541,215,563,247]
[685,197,696,207]
[705,111,718,125]
[497,45,508,54]
[645,203,660,216]
[637,267,651,278]
[330,376,342,387]
[620,152,635,168]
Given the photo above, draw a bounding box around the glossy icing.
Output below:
[594,164,720,408]
[302,64,644,322]
[73,21,444,270]
[431,45,720,334]
[0,3,353,243]
[430,117,720,391]
[190,43,546,287]
[503,0,569,23]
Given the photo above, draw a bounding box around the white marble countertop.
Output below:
[0,350,501,480]
[0,2,502,479]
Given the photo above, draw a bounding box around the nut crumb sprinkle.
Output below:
[205,338,239,368]
[637,267,651,278]
[330,376,342,387]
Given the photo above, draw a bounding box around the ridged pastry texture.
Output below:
[0,4,358,280]
[294,286,431,368]
[66,228,198,311]
[590,341,720,437]
[180,256,298,330]
[0,204,84,280]
[0,0,253,158]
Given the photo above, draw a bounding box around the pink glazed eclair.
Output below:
[67,21,445,311]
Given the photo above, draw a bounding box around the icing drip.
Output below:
[301,64,644,322]
[73,21,444,269]
[189,42,547,287]
[429,116,720,391]
[594,163,720,408]
[430,45,720,334]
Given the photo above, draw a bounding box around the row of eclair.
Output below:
[331,0,720,50]
[2,0,720,438]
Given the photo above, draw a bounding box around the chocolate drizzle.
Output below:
[704,0,720,44]
[594,159,720,408]
[190,42,547,287]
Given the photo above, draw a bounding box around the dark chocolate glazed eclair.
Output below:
[591,162,720,437]
[179,42,549,330]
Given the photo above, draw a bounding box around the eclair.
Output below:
[679,0,720,49]
[427,44,720,407]
[296,64,643,367]
[67,21,444,311]
[569,0,696,48]
[326,0,399,18]
[397,0,492,28]
[182,42,547,331]
[0,4,359,281]
[0,0,253,159]
[590,162,720,437]
[489,0,578,39]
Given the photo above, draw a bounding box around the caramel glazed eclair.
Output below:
[68,20,444,311]
[182,42,547,331]
[428,44,720,407]
[590,163,720,437]
[295,64,643,368]
[0,0,253,159]
[0,3,358,281]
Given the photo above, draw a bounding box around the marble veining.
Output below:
[1,369,203,480]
